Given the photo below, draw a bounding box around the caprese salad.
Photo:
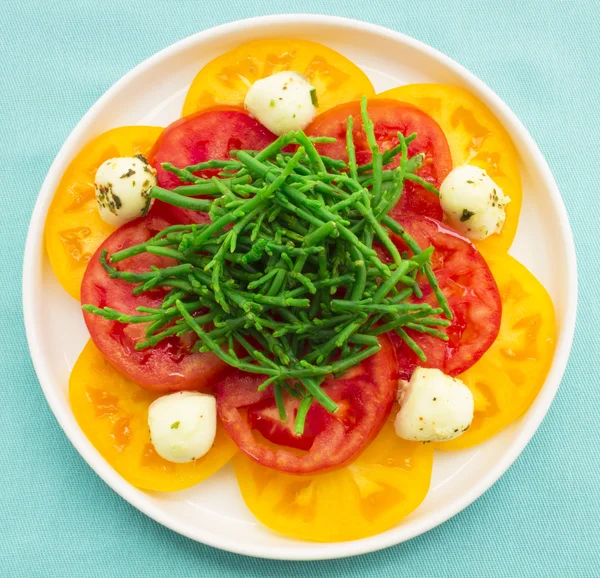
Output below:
[44,38,556,542]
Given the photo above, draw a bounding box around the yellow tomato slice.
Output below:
[45,126,163,300]
[70,340,237,491]
[377,84,522,253]
[234,415,433,542]
[182,39,375,117]
[435,252,556,451]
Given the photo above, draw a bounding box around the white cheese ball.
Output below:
[244,71,318,135]
[95,156,157,227]
[394,367,474,442]
[148,392,217,463]
[439,164,510,241]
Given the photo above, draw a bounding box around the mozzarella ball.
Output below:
[439,164,510,241]
[394,367,474,442]
[244,71,318,135]
[95,156,157,227]
[148,392,217,463]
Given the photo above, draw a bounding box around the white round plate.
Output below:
[23,14,576,560]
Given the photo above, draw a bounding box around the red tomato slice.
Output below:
[306,99,452,220]
[389,215,501,379]
[148,108,277,189]
[216,336,398,474]
[247,396,330,451]
[81,213,228,392]
[147,200,210,225]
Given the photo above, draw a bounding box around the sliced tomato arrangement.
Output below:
[233,413,433,542]
[389,215,502,380]
[148,108,276,189]
[81,214,228,392]
[217,336,398,474]
[306,99,452,220]
[70,340,237,491]
[41,33,557,545]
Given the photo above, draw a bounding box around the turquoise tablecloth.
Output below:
[2,0,598,575]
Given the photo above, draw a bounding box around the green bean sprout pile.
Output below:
[84,97,452,435]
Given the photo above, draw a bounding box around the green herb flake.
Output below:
[460,209,475,222]
[120,168,136,179]
[310,88,319,107]
[170,421,180,430]
[270,99,275,108]
[492,189,499,207]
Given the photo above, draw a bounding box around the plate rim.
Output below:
[22,13,578,560]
